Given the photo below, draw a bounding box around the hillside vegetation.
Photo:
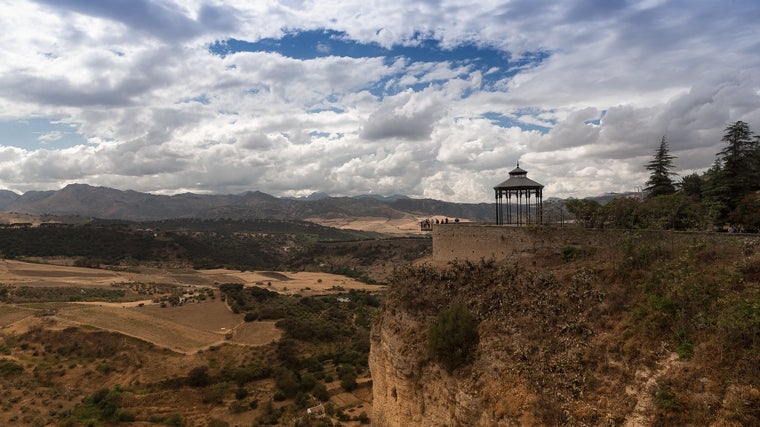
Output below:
[373,231,760,425]
[565,120,760,232]
[0,183,494,222]
[0,219,428,279]
[1,282,382,426]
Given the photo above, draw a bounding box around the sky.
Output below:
[0,0,759,202]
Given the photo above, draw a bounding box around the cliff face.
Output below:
[368,261,593,427]
[369,234,760,426]
[370,308,538,426]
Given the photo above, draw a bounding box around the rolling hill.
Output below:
[0,183,494,223]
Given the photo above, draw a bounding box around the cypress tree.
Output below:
[644,136,677,198]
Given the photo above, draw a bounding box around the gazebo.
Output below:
[494,164,544,225]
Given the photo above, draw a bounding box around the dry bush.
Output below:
[717,385,760,425]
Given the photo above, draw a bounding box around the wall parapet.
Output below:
[431,223,760,264]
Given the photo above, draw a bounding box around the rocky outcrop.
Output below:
[371,309,470,426]
[369,255,760,426]
[370,308,542,426]
[368,262,605,426]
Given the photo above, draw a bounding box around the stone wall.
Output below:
[432,223,760,263]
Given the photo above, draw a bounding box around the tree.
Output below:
[645,136,678,198]
[602,196,641,229]
[715,121,760,212]
[680,173,703,200]
[427,303,479,372]
[565,199,602,228]
[637,194,702,230]
[732,192,760,231]
[186,365,211,387]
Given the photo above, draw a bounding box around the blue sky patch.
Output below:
[178,95,210,105]
[308,131,332,138]
[482,112,552,133]
[210,29,549,97]
[306,106,346,114]
[0,118,88,150]
[584,110,607,126]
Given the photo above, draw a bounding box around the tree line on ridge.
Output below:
[566,121,760,231]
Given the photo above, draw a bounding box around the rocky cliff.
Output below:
[370,234,760,426]
[370,307,534,426]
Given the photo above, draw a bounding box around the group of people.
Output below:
[420,217,460,230]
[727,225,748,233]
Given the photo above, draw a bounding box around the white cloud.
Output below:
[37,131,63,143]
[0,0,757,202]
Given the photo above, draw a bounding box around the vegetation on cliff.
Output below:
[427,303,479,372]
[381,231,760,425]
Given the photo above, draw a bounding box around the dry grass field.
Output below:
[307,215,469,235]
[199,268,383,295]
[0,258,379,425]
[231,320,282,346]
[55,304,226,353]
[0,305,34,327]
[0,259,383,352]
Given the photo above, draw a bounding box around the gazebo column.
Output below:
[495,191,500,225]
[517,191,522,225]
[537,189,543,225]
[526,191,532,224]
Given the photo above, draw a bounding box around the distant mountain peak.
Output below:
[305,192,331,200]
[0,183,494,223]
[353,194,410,202]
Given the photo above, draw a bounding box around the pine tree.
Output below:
[644,136,677,198]
[715,121,760,212]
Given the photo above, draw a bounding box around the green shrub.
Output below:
[340,372,357,391]
[228,400,247,414]
[186,366,210,387]
[357,411,370,424]
[0,359,23,377]
[202,385,226,405]
[274,367,300,398]
[562,246,582,262]
[164,413,185,427]
[234,387,249,400]
[300,373,317,392]
[672,326,694,359]
[207,419,230,427]
[313,382,330,402]
[427,303,479,372]
[117,409,136,422]
[654,380,680,411]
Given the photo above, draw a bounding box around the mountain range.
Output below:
[0,184,495,223]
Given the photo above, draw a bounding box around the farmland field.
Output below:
[0,258,380,426]
[55,304,227,353]
[1,259,382,352]
[230,320,282,345]
[0,305,34,327]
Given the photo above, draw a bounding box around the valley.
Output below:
[1,210,758,426]
[0,224,393,426]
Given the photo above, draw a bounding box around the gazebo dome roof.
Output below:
[494,163,544,190]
